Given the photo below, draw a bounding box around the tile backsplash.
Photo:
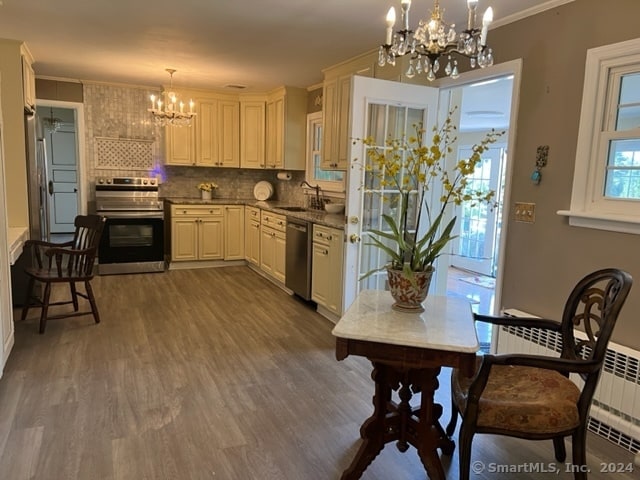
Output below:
[83,82,162,185]
[160,166,306,204]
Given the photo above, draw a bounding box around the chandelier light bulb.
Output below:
[401,0,411,30]
[386,7,397,44]
[480,6,493,45]
[466,0,478,29]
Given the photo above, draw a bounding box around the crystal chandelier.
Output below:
[379,0,494,81]
[43,107,62,132]
[148,69,196,127]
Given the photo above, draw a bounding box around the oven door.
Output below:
[98,213,165,273]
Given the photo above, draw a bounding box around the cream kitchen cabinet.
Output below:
[170,205,223,261]
[240,99,266,169]
[224,205,244,260]
[265,86,307,170]
[260,211,286,283]
[245,206,261,266]
[166,121,195,166]
[321,56,374,170]
[165,91,240,167]
[21,46,36,112]
[197,98,240,167]
[311,224,344,317]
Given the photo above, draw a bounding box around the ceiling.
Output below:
[0,0,564,92]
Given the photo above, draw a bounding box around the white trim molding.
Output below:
[559,37,640,235]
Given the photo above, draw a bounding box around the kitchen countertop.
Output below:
[164,197,345,230]
[8,226,29,265]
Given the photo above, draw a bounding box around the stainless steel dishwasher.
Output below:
[285,218,312,300]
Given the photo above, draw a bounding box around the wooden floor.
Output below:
[0,267,636,479]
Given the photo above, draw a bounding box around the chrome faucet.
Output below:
[300,181,323,209]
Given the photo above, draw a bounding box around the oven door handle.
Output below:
[98,211,164,219]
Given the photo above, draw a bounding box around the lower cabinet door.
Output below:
[273,231,286,283]
[172,219,198,261]
[311,242,330,306]
[199,217,224,260]
[260,227,275,275]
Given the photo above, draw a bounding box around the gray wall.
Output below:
[490,0,640,349]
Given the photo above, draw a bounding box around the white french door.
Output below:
[451,143,506,276]
[343,76,439,312]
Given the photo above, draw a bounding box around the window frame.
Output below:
[305,111,345,194]
[559,38,640,234]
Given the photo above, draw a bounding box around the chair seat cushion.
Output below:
[452,362,581,435]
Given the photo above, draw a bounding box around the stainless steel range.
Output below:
[95,176,165,275]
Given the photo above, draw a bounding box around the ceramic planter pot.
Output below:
[201,190,212,200]
[386,266,434,312]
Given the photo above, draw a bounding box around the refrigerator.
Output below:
[10,110,49,306]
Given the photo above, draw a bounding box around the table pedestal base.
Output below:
[341,362,454,480]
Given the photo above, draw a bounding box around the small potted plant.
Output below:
[356,110,503,312]
[197,181,218,200]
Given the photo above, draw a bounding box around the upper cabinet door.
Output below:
[240,100,266,169]
[218,101,240,168]
[22,54,36,112]
[196,100,218,167]
[165,122,195,166]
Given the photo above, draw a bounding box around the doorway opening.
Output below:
[441,73,516,349]
[35,100,86,242]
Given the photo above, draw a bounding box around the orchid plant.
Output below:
[358,110,504,283]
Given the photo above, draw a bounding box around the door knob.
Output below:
[349,234,361,244]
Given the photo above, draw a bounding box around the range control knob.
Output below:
[106,178,112,184]
[98,178,104,184]
[143,179,148,185]
[150,178,156,185]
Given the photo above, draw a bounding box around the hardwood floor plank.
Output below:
[2,266,637,479]
[0,425,43,480]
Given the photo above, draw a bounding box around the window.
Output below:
[306,112,344,192]
[560,38,640,234]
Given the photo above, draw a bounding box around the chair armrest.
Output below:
[482,353,600,375]
[474,313,562,332]
[44,246,93,258]
[24,239,74,248]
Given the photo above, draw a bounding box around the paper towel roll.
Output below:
[276,171,292,181]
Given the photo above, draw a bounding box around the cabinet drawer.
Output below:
[246,206,261,221]
[313,224,337,245]
[171,205,224,216]
[261,211,286,232]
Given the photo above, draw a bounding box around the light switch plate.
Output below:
[514,202,536,223]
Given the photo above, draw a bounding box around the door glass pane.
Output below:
[387,106,406,139]
[367,104,387,144]
[359,102,426,292]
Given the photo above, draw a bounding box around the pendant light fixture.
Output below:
[378,0,494,81]
[148,69,196,127]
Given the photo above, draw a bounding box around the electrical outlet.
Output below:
[514,202,536,223]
